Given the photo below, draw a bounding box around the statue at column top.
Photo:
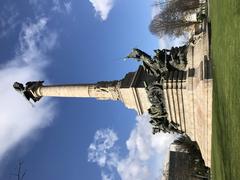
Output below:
[13,81,43,102]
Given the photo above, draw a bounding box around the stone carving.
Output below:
[188,32,204,47]
[90,81,121,100]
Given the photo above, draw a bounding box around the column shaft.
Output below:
[36,84,93,98]
[34,81,121,101]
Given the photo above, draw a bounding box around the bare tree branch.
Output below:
[149,0,206,37]
[11,161,26,180]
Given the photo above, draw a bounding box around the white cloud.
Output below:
[101,172,114,180]
[64,2,72,14]
[89,0,115,20]
[52,0,62,13]
[159,35,188,49]
[28,0,72,15]
[151,5,160,19]
[88,114,176,180]
[0,18,57,161]
[52,0,72,14]
[88,129,118,167]
[0,5,19,38]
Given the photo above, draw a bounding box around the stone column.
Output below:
[33,81,121,101]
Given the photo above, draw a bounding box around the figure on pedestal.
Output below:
[127,46,188,134]
[13,81,43,102]
[126,45,188,78]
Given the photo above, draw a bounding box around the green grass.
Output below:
[211,0,240,179]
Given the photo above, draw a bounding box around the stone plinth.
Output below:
[120,31,212,167]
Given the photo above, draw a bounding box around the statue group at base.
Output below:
[126,45,188,77]
[126,45,189,135]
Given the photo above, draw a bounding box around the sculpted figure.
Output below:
[168,46,188,71]
[13,81,44,102]
[146,77,167,109]
[126,46,188,77]
[148,105,168,119]
[189,32,204,47]
[13,82,24,92]
[126,48,168,77]
[168,121,183,134]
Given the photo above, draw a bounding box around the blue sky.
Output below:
[0,1,176,180]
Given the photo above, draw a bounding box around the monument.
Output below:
[13,27,212,168]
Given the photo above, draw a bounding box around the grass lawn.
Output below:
[210,0,240,179]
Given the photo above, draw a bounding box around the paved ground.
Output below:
[185,23,212,167]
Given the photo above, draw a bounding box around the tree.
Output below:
[149,0,205,37]
[156,0,202,13]
[11,161,26,180]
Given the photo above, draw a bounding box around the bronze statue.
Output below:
[13,81,44,102]
[126,46,188,78]
[126,48,168,77]
[126,46,189,134]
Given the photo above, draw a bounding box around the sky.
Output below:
[0,1,177,180]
